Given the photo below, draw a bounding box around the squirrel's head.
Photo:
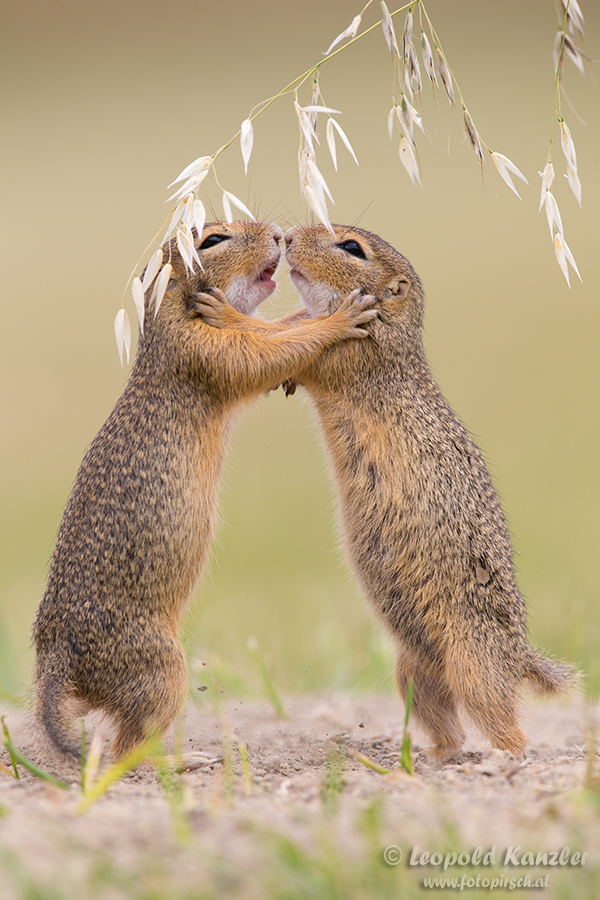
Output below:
[142,220,282,332]
[284,224,423,327]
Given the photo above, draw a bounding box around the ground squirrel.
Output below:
[32,220,378,760]
[198,223,576,760]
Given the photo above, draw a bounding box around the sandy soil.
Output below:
[1,694,599,897]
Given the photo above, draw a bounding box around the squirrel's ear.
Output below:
[383,276,410,302]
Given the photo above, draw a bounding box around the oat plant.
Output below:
[115,0,591,360]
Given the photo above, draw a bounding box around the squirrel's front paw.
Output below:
[188,287,232,328]
[336,290,380,337]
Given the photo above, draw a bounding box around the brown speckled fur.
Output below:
[32,220,377,760]
[197,223,577,760]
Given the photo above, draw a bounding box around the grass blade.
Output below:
[2,717,71,789]
[247,637,286,718]
[400,678,414,775]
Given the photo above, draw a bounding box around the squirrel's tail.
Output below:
[35,665,84,760]
[522,648,580,695]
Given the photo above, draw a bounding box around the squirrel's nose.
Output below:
[284,227,298,248]
[269,224,283,243]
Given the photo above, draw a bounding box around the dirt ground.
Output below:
[1,693,599,897]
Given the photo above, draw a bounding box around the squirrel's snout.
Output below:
[284,227,299,248]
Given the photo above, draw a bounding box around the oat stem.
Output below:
[548,1,572,161]
[212,2,415,165]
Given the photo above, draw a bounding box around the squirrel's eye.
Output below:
[338,240,366,259]
[199,234,230,250]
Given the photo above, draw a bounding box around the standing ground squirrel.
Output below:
[197,223,576,760]
[32,220,378,760]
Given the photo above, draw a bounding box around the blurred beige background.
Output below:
[1,0,598,699]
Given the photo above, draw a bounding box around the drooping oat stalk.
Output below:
[116,1,590,357]
[538,0,586,286]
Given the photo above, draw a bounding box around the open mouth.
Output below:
[259,265,277,282]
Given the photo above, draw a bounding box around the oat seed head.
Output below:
[164,197,187,242]
[152,263,172,319]
[114,308,131,367]
[193,199,206,240]
[327,117,359,169]
[554,232,582,287]
[398,135,422,186]
[490,152,529,201]
[222,190,256,223]
[559,119,578,172]
[421,31,438,87]
[131,276,146,336]
[387,105,396,141]
[168,156,213,189]
[463,109,484,167]
[324,14,362,56]
[565,167,582,207]
[380,1,400,60]
[435,47,455,106]
[141,249,164,292]
[176,224,201,274]
[538,163,555,211]
[407,43,422,94]
[544,191,564,239]
[560,33,586,75]
[561,0,585,36]
[303,183,334,234]
[240,119,254,175]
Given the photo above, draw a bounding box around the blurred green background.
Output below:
[1,0,598,704]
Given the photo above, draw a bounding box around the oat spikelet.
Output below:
[554,232,582,287]
[561,0,585,36]
[399,95,424,145]
[168,156,213,189]
[490,152,528,201]
[544,192,564,238]
[435,47,454,106]
[538,163,555,211]
[151,263,172,319]
[565,168,582,207]
[141,249,164,292]
[407,44,422,94]
[463,109,484,167]
[398,136,421,186]
[380,1,400,60]
[114,308,131,367]
[131,276,145,336]
[193,199,206,240]
[387,105,396,140]
[176,224,201,274]
[240,119,254,175]
[326,117,359,170]
[558,119,577,172]
[421,31,438,87]
[324,14,361,55]
[222,191,255,223]
[554,32,586,75]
